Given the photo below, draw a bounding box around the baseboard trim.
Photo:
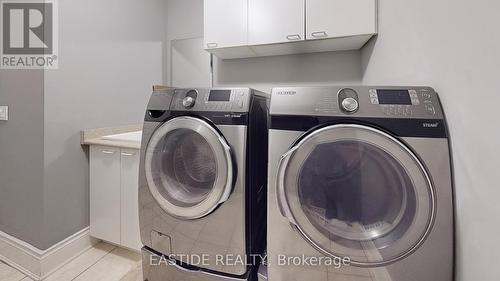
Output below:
[0,227,98,280]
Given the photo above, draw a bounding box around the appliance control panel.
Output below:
[0,106,8,121]
[170,88,251,112]
[367,88,439,117]
[271,86,444,119]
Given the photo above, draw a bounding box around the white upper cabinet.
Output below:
[204,0,248,49]
[248,0,305,45]
[306,0,377,40]
[204,0,377,59]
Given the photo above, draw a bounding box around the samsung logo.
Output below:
[422,122,440,128]
[276,91,297,96]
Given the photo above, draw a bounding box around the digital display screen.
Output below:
[209,90,231,102]
[377,90,412,105]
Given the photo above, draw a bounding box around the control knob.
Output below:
[182,96,196,108]
[341,98,359,113]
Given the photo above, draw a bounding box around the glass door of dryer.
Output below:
[277,124,436,267]
[145,116,234,220]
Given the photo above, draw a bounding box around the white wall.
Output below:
[165,0,205,86]
[214,51,362,91]
[361,1,500,280]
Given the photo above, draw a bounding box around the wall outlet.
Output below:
[0,106,8,121]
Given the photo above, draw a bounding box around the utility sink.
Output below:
[102,131,142,142]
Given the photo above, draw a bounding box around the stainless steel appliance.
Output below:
[267,86,454,281]
[139,88,269,280]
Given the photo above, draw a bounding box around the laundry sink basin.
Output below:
[102,131,142,142]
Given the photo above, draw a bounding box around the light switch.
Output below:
[0,106,8,121]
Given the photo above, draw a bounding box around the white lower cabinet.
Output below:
[90,145,141,251]
[120,149,142,251]
[90,146,121,245]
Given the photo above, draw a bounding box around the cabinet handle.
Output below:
[121,152,136,156]
[102,150,115,155]
[207,43,218,48]
[286,34,301,41]
[311,31,328,38]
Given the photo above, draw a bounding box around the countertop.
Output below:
[81,124,142,149]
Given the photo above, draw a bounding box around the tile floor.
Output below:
[0,242,143,281]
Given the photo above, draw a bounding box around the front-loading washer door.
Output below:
[145,116,234,220]
[277,124,436,267]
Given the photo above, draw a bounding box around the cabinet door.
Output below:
[306,0,377,40]
[120,149,141,251]
[204,0,248,49]
[248,0,305,45]
[90,146,121,245]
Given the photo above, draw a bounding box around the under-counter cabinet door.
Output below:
[204,0,248,49]
[248,0,305,45]
[90,145,121,245]
[306,0,377,40]
[120,149,141,251]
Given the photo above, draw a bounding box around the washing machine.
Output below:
[267,86,454,281]
[139,88,269,280]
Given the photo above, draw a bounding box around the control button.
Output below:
[369,93,378,98]
[422,93,432,99]
[369,89,377,95]
[397,106,404,115]
[182,96,196,108]
[389,106,396,115]
[341,98,359,113]
[409,90,417,95]
[411,98,420,105]
[381,106,390,115]
[371,98,379,104]
[425,104,436,115]
[239,91,245,96]
[405,106,413,116]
